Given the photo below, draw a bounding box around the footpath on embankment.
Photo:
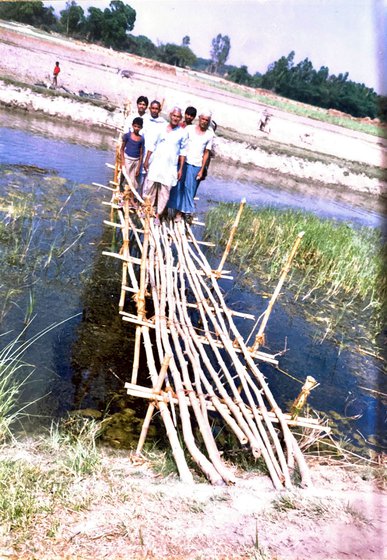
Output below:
[0,20,386,200]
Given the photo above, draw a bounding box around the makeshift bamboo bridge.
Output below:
[96,147,329,489]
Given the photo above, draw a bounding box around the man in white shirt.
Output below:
[123,95,149,133]
[168,109,214,220]
[143,107,187,224]
[142,100,166,153]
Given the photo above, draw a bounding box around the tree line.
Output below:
[0,0,384,121]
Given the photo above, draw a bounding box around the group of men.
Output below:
[120,96,215,225]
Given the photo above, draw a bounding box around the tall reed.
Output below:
[205,204,386,337]
[0,317,81,442]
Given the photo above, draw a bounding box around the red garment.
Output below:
[53,65,60,76]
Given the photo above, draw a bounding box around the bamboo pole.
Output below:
[119,177,131,311]
[131,198,152,384]
[169,222,286,487]
[153,224,226,485]
[249,231,305,352]
[136,354,171,454]
[178,223,294,487]
[215,198,246,277]
[142,326,193,483]
[167,229,236,484]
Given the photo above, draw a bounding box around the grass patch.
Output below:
[197,77,384,138]
[0,416,102,538]
[46,415,102,476]
[205,203,386,350]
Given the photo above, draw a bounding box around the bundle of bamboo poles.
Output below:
[98,146,329,488]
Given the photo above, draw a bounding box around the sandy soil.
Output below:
[0,21,386,560]
[0,442,385,560]
[0,21,386,199]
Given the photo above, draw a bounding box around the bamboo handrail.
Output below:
[215,198,245,277]
[249,231,305,353]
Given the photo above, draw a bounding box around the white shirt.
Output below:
[142,115,166,152]
[123,110,148,134]
[147,124,187,187]
[186,126,214,167]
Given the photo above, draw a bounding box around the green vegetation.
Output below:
[0,417,102,536]
[231,51,380,120]
[205,203,386,348]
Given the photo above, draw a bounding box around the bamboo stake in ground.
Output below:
[291,376,318,419]
[215,198,246,277]
[249,231,305,352]
[136,354,171,454]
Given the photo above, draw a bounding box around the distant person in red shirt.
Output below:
[52,61,60,88]
[181,106,197,128]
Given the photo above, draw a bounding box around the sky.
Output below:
[47,0,386,94]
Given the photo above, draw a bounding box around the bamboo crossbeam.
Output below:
[92,182,117,192]
[194,335,279,365]
[103,250,233,279]
[185,302,255,320]
[102,250,142,265]
[125,383,330,433]
[121,314,155,328]
[102,201,120,208]
[104,220,123,228]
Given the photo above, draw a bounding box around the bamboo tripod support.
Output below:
[99,150,329,488]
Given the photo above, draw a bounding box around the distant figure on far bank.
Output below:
[52,61,60,88]
[258,109,271,133]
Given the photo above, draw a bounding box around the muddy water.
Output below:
[0,108,385,450]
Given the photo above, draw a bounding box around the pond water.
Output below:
[0,108,385,451]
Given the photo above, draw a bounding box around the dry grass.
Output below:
[0,434,385,560]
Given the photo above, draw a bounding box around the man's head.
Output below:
[184,106,197,125]
[136,96,149,115]
[198,109,212,131]
[132,116,143,134]
[169,106,182,128]
[149,100,162,119]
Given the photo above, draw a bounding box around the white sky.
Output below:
[47,0,386,94]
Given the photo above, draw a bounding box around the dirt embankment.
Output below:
[0,20,386,200]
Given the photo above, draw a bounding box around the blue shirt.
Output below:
[122,133,144,158]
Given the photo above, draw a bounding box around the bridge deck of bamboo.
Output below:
[97,155,329,489]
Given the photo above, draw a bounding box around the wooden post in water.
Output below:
[249,231,304,353]
[215,198,246,277]
[291,376,318,419]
